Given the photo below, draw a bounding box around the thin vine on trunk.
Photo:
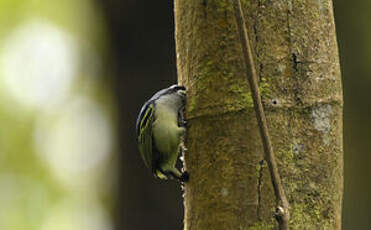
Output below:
[232,0,289,229]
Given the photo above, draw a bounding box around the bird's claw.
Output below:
[180,171,189,183]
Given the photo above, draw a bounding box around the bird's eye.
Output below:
[175,86,186,91]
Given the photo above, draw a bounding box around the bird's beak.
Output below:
[178,89,186,103]
[178,89,186,96]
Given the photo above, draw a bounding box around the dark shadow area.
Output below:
[96,1,184,230]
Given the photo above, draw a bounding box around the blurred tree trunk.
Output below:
[334,1,371,229]
[175,0,343,229]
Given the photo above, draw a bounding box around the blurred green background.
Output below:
[0,0,369,229]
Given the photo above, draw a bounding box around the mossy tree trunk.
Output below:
[174,0,343,229]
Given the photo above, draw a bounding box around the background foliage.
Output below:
[0,0,114,229]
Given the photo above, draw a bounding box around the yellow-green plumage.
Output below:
[136,85,188,182]
[137,103,154,168]
[152,100,185,179]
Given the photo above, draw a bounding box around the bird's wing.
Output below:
[136,102,155,169]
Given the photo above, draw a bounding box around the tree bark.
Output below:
[174,0,343,229]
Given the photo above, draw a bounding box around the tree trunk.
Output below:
[174,0,343,229]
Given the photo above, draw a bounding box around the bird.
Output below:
[136,85,189,182]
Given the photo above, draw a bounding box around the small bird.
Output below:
[136,85,189,182]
